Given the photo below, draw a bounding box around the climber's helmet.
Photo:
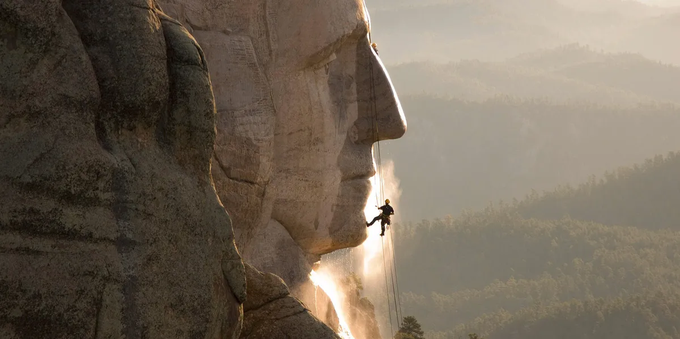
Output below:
[385,199,390,204]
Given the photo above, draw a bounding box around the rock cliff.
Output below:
[0,1,245,338]
[1,0,406,337]
[159,1,406,336]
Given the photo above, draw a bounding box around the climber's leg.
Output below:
[367,215,381,227]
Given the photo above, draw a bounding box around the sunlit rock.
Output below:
[159,0,406,294]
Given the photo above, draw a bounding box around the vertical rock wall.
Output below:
[0,1,246,338]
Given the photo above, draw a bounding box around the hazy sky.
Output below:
[637,0,679,6]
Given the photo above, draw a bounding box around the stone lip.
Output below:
[0,1,245,338]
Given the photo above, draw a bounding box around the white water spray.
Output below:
[310,269,356,339]
[359,159,403,337]
[312,159,402,339]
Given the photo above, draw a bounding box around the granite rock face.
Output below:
[159,0,407,294]
[0,1,246,338]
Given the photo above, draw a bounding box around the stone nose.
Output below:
[352,38,407,145]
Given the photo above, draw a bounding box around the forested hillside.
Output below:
[517,152,680,230]
[447,292,680,339]
[391,153,680,338]
[359,1,680,338]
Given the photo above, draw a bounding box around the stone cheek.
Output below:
[190,31,276,254]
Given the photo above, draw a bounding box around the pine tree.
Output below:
[396,316,425,339]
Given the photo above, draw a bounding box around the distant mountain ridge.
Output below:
[386,44,680,106]
[367,0,680,65]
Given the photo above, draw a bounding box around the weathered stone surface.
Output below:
[0,1,245,338]
[159,0,407,291]
[241,264,341,339]
[241,219,318,290]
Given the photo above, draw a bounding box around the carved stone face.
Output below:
[159,0,406,270]
[265,0,407,255]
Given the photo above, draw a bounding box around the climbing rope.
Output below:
[387,232,400,325]
[388,229,404,325]
[381,237,395,339]
[370,73,403,327]
[367,32,403,334]
[369,50,394,338]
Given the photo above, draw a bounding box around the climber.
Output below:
[366,199,394,236]
[371,42,379,55]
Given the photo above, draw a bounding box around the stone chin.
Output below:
[274,177,371,256]
[329,177,373,252]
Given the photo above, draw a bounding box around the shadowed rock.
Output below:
[0,1,245,338]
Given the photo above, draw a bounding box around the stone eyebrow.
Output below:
[305,22,368,68]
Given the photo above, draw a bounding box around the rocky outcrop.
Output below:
[240,264,341,339]
[0,1,245,338]
[342,274,382,339]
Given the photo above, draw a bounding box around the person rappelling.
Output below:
[366,199,394,236]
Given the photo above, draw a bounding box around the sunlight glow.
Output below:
[310,269,356,339]
[362,163,385,277]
